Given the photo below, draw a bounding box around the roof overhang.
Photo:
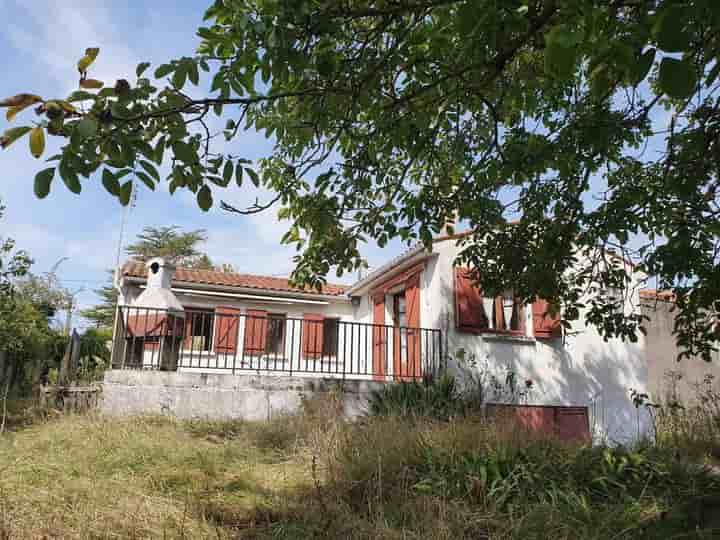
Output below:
[346,245,436,296]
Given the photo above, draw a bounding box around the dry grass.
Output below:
[0,413,315,538]
[0,392,718,539]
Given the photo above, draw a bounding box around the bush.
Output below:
[367,373,467,420]
[324,415,720,538]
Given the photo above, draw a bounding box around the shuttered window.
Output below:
[243,309,268,356]
[302,313,324,359]
[454,268,524,335]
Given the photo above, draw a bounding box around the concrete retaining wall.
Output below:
[101,370,386,420]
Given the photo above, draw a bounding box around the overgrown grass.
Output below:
[651,373,720,464]
[0,393,718,538]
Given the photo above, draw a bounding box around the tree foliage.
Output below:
[79,270,118,329]
[125,226,214,268]
[82,226,216,328]
[2,1,720,359]
[0,201,64,393]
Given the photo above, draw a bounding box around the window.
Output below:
[265,314,286,355]
[455,268,524,335]
[322,318,340,357]
[487,295,524,333]
[185,309,214,351]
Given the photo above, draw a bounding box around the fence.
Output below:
[111,306,444,381]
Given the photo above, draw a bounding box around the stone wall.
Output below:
[101,370,386,420]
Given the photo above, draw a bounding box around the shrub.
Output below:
[367,373,465,420]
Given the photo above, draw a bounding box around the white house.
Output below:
[112,233,660,442]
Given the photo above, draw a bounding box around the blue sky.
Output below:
[0,1,405,328]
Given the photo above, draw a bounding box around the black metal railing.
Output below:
[110,305,444,381]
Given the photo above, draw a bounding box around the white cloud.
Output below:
[6,1,137,95]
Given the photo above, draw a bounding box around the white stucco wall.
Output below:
[416,239,650,443]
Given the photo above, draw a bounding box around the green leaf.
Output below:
[29,127,45,158]
[222,160,233,185]
[154,64,175,78]
[34,167,54,199]
[172,141,196,164]
[59,162,81,194]
[235,164,243,187]
[118,181,133,206]
[658,57,697,99]
[154,137,166,165]
[110,102,131,120]
[139,159,160,181]
[102,168,120,195]
[0,126,32,149]
[653,7,691,53]
[135,171,156,190]
[544,41,577,80]
[631,48,656,86]
[172,64,187,89]
[246,167,260,187]
[76,117,98,139]
[136,62,151,77]
[67,90,97,102]
[197,184,213,211]
[188,61,199,86]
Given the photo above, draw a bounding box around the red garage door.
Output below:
[486,404,590,442]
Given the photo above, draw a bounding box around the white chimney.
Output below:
[131,257,185,316]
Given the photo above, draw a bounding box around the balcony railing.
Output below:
[111,306,444,381]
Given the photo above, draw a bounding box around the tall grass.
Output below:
[649,372,720,464]
[0,387,718,539]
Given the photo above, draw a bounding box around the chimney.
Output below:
[127,257,185,371]
[132,257,185,314]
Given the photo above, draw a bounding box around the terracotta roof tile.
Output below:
[121,260,348,297]
[639,289,676,302]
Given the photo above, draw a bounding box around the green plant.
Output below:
[367,372,463,420]
[651,372,720,463]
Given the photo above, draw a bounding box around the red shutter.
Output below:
[532,299,561,338]
[402,274,422,380]
[454,267,488,331]
[243,309,268,355]
[372,294,386,380]
[302,313,324,359]
[214,306,241,354]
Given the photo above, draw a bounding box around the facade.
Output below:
[347,235,648,442]
[111,235,710,442]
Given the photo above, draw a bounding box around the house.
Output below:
[110,232,705,442]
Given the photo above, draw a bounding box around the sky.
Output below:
[0,0,405,329]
